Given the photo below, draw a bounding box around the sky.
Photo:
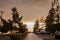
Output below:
[0,0,52,22]
[23,22,34,32]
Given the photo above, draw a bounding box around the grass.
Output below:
[0,33,27,40]
[0,35,10,40]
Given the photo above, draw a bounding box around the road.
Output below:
[24,33,43,40]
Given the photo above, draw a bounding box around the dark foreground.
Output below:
[0,33,58,40]
[0,33,27,40]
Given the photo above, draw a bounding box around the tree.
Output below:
[11,7,20,23]
[33,19,39,33]
[55,12,60,31]
[1,19,9,33]
[0,7,28,33]
[0,11,9,33]
[45,8,55,33]
[11,7,27,33]
[8,19,13,33]
[45,0,60,35]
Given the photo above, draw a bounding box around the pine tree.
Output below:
[33,19,39,33]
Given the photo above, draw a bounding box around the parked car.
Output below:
[40,30,47,34]
[55,31,60,39]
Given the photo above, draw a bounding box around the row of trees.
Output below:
[45,0,60,35]
[0,7,28,33]
[33,0,60,35]
[33,17,45,33]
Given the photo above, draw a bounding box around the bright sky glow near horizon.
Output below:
[23,22,34,32]
[23,22,46,32]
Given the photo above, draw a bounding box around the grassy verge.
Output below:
[0,33,27,40]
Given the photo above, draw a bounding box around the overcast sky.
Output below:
[0,0,52,22]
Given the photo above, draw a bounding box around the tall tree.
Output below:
[33,19,39,33]
[11,7,27,33]
[45,0,60,34]
[45,8,55,33]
